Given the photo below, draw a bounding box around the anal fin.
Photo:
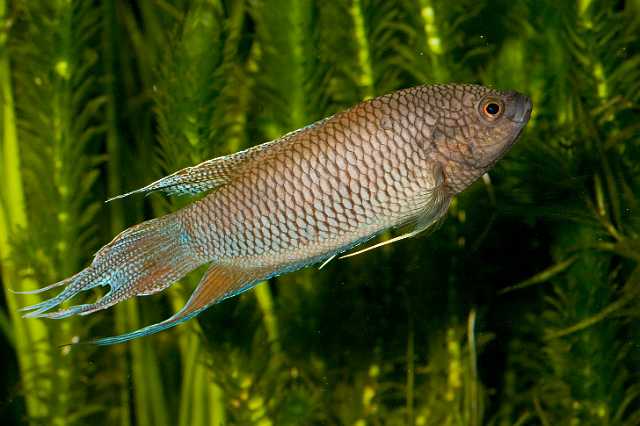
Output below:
[90,263,267,345]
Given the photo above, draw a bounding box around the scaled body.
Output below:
[21,84,532,344]
[188,91,445,269]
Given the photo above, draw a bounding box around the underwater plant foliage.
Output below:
[0,0,639,425]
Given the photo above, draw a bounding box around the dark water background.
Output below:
[1,0,639,425]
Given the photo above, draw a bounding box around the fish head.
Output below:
[427,84,532,193]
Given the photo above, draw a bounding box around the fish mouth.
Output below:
[511,93,532,124]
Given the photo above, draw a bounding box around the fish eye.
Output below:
[480,99,503,120]
[485,103,500,115]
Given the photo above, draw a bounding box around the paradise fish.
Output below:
[19,83,532,345]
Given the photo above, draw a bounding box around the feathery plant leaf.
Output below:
[0,0,55,422]
[491,1,640,424]
[149,0,295,422]
[250,0,330,137]
[394,0,487,84]
[321,0,404,108]
[1,1,639,425]
[100,3,177,426]
[5,0,108,424]
[154,0,225,177]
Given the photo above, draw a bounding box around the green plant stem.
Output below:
[406,315,415,426]
[219,0,255,153]
[499,256,578,294]
[117,302,169,426]
[0,307,13,345]
[148,2,234,423]
[254,282,281,355]
[466,310,479,426]
[545,265,640,340]
[102,2,167,425]
[0,1,52,418]
[417,0,448,82]
[350,0,375,99]
[172,299,226,426]
[178,335,199,426]
[102,2,131,425]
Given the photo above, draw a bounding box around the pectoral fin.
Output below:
[339,228,426,259]
[340,163,451,260]
[89,263,266,345]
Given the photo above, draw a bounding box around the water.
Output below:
[1,1,639,425]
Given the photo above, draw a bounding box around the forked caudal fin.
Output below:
[20,210,268,345]
[89,263,265,345]
[20,213,202,320]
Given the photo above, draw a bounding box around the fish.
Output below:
[19,83,532,345]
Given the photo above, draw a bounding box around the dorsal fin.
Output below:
[106,138,281,202]
[108,114,336,202]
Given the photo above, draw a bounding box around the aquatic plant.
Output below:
[1,1,638,425]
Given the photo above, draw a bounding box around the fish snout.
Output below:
[506,92,532,124]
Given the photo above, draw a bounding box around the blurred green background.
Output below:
[1,0,639,425]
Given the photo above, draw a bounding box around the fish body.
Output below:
[187,96,446,269]
[20,84,532,344]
